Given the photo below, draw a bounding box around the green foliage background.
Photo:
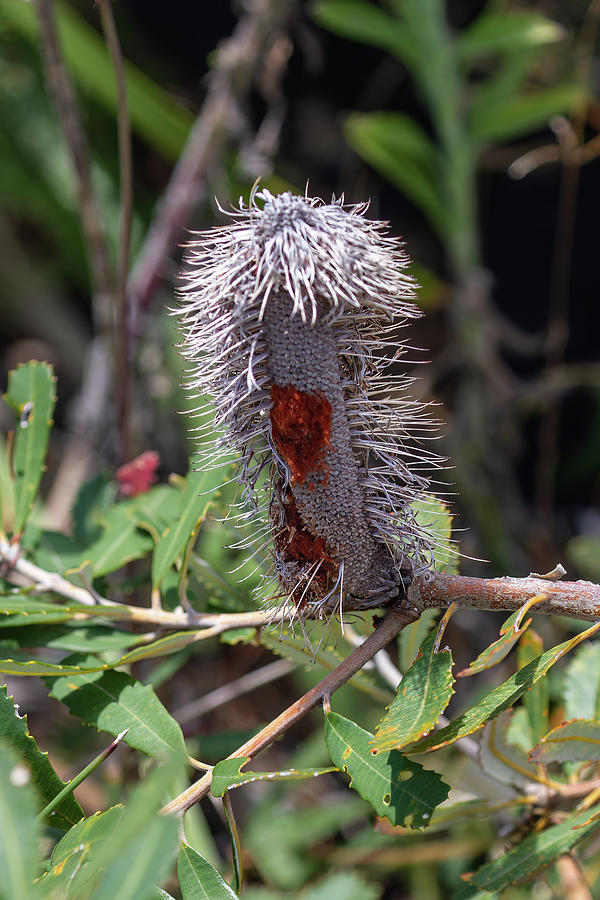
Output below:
[1,1,600,898]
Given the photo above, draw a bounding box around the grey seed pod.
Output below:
[178,190,441,617]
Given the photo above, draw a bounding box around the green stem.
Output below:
[222,791,243,895]
[37,728,128,822]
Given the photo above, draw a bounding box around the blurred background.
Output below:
[1,1,599,895]
[1,0,599,580]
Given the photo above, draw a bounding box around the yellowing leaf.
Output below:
[530,719,600,765]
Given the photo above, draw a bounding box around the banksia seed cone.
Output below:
[178,190,440,617]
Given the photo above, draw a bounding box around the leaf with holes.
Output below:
[45,655,186,759]
[410,624,600,753]
[371,628,454,752]
[3,361,56,534]
[210,757,337,797]
[325,712,449,829]
[469,804,600,891]
[0,684,83,830]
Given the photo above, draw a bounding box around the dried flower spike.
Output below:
[178,190,440,617]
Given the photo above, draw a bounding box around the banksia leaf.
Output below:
[178,190,442,616]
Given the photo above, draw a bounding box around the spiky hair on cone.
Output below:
[178,189,442,617]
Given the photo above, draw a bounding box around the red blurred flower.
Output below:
[116,450,160,497]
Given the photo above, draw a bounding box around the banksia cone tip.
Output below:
[178,190,441,617]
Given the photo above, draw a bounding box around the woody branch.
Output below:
[1,541,599,625]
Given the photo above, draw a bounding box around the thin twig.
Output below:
[97,0,134,461]
[34,0,114,334]
[2,541,600,625]
[161,609,415,815]
[35,0,118,526]
[173,658,296,724]
[127,0,292,335]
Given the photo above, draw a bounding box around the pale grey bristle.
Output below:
[177,189,443,617]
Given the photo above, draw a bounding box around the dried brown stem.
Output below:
[161,608,415,816]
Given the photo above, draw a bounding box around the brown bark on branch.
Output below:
[412,572,600,622]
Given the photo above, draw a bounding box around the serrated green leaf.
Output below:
[372,628,454,752]
[0,742,39,900]
[456,10,564,65]
[345,112,448,240]
[469,83,582,145]
[0,684,83,830]
[219,627,257,646]
[469,804,600,891]
[0,625,209,671]
[4,361,56,534]
[177,843,239,899]
[457,606,533,677]
[325,712,449,828]
[152,469,224,590]
[479,711,540,789]
[563,642,600,721]
[0,596,135,628]
[410,623,600,753]
[210,757,336,797]
[45,656,186,759]
[529,719,600,764]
